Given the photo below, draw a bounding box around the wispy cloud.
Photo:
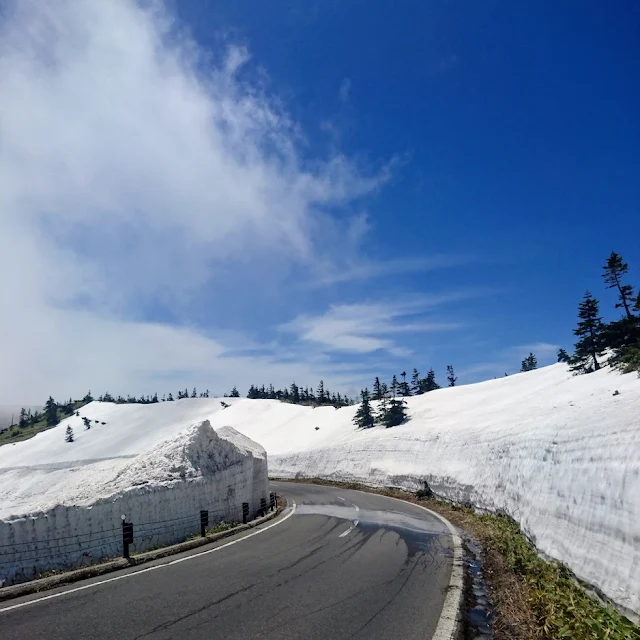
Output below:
[280,298,465,356]
[311,254,480,287]
[0,0,393,402]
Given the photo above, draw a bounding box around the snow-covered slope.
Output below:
[1,365,638,615]
[0,403,268,584]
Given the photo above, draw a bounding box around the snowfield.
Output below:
[0,364,638,618]
[0,404,268,585]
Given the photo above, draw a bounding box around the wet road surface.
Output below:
[0,482,456,639]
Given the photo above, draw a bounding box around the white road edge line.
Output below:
[352,490,463,640]
[338,520,359,538]
[336,496,346,501]
[0,502,297,615]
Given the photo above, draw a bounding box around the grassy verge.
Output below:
[0,401,90,445]
[275,478,639,639]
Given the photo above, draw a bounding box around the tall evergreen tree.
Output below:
[421,369,440,392]
[520,352,538,372]
[572,291,606,373]
[167,393,174,401]
[410,368,421,395]
[372,377,383,401]
[44,396,58,427]
[230,386,240,398]
[603,251,635,319]
[353,388,375,429]
[557,348,571,363]
[290,382,300,404]
[316,380,325,404]
[390,375,398,398]
[65,425,74,443]
[398,371,411,397]
[446,365,457,387]
[380,397,408,428]
[18,408,28,429]
[191,387,197,398]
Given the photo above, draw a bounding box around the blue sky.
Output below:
[1,0,639,402]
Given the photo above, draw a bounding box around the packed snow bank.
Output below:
[209,364,636,617]
[0,404,267,585]
[1,366,637,616]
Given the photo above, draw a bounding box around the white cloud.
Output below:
[280,300,464,355]
[311,254,479,287]
[0,0,393,402]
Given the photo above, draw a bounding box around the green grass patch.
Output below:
[479,513,638,639]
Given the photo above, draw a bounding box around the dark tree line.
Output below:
[246,381,354,407]
[558,251,640,374]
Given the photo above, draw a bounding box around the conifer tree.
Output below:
[521,352,537,372]
[422,368,440,392]
[45,396,58,427]
[19,408,28,429]
[316,380,325,404]
[557,348,571,363]
[603,251,635,319]
[353,388,375,429]
[372,376,381,400]
[65,425,74,442]
[410,368,421,395]
[167,393,174,401]
[83,416,91,430]
[446,365,457,387]
[191,387,197,398]
[230,386,240,398]
[398,371,411,397]
[601,252,640,356]
[380,397,408,428]
[572,291,606,373]
[390,375,398,398]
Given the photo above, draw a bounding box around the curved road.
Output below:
[0,482,459,639]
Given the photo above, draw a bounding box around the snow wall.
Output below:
[1,365,638,617]
[0,420,268,586]
[207,365,637,618]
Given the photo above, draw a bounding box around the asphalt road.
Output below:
[0,482,456,639]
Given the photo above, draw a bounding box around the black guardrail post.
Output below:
[200,510,209,538]
[260,498,267,517]
[242,502,249,524]
[121,515,133,559]
[270,492,276,511]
